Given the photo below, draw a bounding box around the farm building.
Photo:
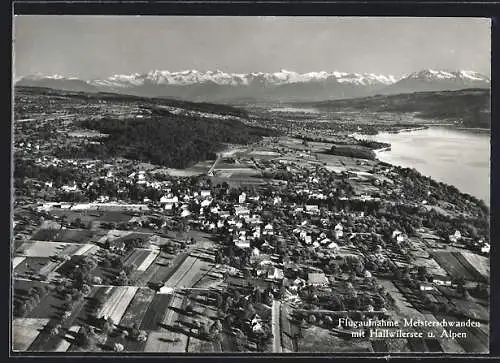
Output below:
[420,283,435,291]
[432,275,452,286]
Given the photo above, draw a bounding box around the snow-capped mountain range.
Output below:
[89,69,399,87]
[15,69,490,102]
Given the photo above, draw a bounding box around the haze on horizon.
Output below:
[13,16,491,79]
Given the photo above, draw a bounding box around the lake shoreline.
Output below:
[354,127,490,205]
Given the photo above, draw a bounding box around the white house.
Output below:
[327,242,339,253]
[235,206,250,217]
[320,238,331,245]
[238,192,247,204]
[62,182,78,192]
[236,239,250,249]
[334,223,344,239]
[305,205,319,214]
[219,210,231,219]
[200,199,212,207]
[263,223,274,235]
[268,267,284,280]
[449,230,462,243]
[432,275,452,286]
[420,283,434,291]
[180,209,191,218]
[392,230,402,239]
[200,190,211,198]
[481,243,490,254]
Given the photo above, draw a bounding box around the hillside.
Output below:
[77,113,276,168]
[14,86,278,169]
[16,69,489,103]
[306,89,491,129]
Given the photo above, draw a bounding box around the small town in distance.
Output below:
[12,80,490,354]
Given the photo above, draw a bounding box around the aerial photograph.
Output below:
[11,16,490,354]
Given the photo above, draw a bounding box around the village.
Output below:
[12,88,490,354]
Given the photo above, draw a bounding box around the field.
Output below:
[12,318,50,351]
[49,209,135,224]
[413,256,448,277]
[54,325,81,352]
[97,230,133,244]
[431,251,480,281]
[13,279,63,319]
[25,285,99,352]
[144,294,187,352]
[119,288,156,328]
[13,257,54,276]
[97,286,139,323]
[454,251,489,281]
[124,249,153,267]
[31,228,95,243]
[137,250,160,271]
[140,294,172,330]
[16,241,82,258]
[210,175,266,188]
[297,325,372,352]
[450,299,489,322]
[73,244,97,256]
[13,256,26,269]
[132,252,185,287]
[378,279,466,353]
[316,152,377,171]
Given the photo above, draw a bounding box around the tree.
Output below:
[123,264,135,277]
[16,303,28,317]
[129,323,140,341]
[72,290,83,301]
[103,317,115,335]
[82,284,92,296]
[417,266,428,281]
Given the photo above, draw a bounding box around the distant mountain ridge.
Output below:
[305,88,491,129]
[15,69,490,102]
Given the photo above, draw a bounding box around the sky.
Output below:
[13,16,491,79]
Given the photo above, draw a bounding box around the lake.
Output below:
[269,107,319,114]
[354,127,490,205]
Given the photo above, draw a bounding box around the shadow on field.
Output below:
[158,337,181,343]
[168,306,197,317]
[158,322,211,342]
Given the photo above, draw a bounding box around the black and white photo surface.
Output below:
[11,16,491,354]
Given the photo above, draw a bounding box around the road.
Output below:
[271,299,282,353]
[207,153,222,176]
[145,249,217,352]
[280,302,295,352]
